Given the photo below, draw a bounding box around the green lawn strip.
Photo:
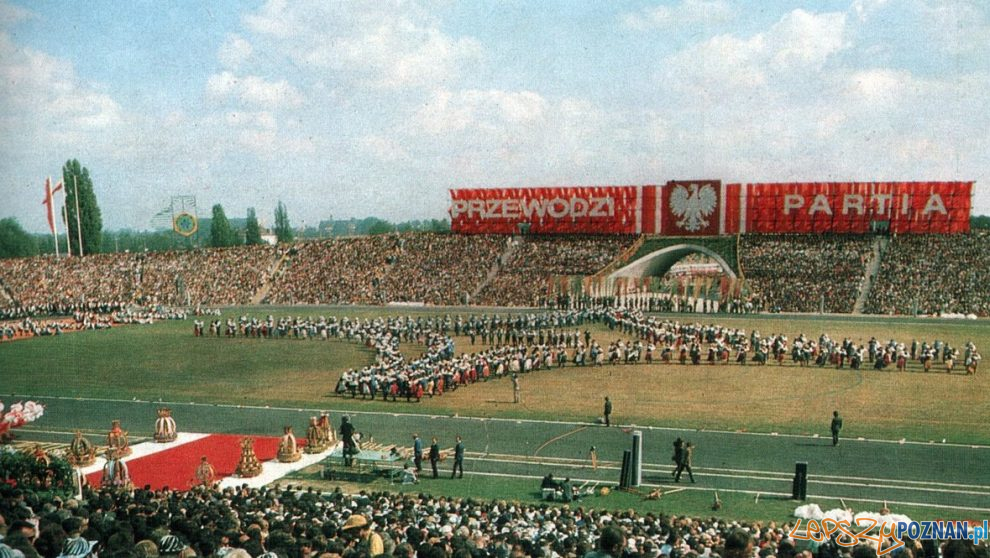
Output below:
[283,466,990,523]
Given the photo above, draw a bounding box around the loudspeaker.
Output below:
[792,461,808,500]
[619,449,632,488]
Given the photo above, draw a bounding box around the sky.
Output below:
[1,0,988,232]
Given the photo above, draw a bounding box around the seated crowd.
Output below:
[865,232,990,317]
[136,246,280,307]
[264,235,505,306]
[1,232,988,316]
[0,247,280,316]
[739,235,873,314]
[474,236,637,307]
[4,481,966,558]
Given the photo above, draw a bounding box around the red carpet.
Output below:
[86,435,300,490]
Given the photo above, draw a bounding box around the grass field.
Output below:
[3,307,988,445]
[283,464,988,524]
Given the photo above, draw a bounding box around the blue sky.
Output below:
[1,0,988,232]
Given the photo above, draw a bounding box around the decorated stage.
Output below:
[77,433,339,490]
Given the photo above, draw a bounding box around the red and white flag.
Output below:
[42,177,64,234]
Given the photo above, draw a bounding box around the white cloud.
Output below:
[241,1,482,89]
[207,71,304,107]
[225,110,276,130]
[846,68,914,106]
[769,9,847,69]
[360,135,410,162]
[622,0,734,30]
[662,9,846,96]
[414,88,547,134]
[0,32,121,142]
[242,0,296,39]
[401,86,671,187]
[851,0,890,21]
[664,33,768,94]
[921,1,990,55]
[218,34,253,69]
[0,0,31,26]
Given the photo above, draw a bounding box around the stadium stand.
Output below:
[0,482,919,558]
[264,234,505,306]
[0,253,140,310]
[2,231,989,316]
[0,246,280,312]
[739,235,873,314]
[137,245,280,306]
[474,236,637,307]
[865,232,990,317]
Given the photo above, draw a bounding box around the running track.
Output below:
[8,394,989,513]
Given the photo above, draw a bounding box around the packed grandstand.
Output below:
[1,231,988,317]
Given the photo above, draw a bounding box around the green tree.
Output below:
[429,218,450,233]
[62,159,103,256]
[245,207,263,245]
[0,218,39,258]
[367,218,395,235]
[210,204,238,247]
[274,201,293,243]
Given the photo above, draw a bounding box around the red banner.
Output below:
[449,186,640,234]
[743,182,972,234]
[659,180,721,236]
[449,181,972,235]
[722,183,741,235]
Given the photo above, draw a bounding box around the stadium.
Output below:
[2,3,990,558]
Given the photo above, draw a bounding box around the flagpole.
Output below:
[47,177,60,258]
[62,204,72,257]
[73,175,84,257]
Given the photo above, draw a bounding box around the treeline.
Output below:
[972,215,990,229]
[0,215,452,259]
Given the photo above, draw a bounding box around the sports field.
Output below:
[3,306,988,520]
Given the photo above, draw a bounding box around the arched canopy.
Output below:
[608,243,737,281]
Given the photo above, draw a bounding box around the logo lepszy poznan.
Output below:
[670,183,717,232]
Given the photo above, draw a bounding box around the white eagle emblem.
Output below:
[670,183,717,232]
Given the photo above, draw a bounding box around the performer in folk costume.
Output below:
[101,448,132,489]
[68,430,96,467]
[154,408,177,443]
[194,456,216,486]
[277,425,302,463]
[106,420,132,457]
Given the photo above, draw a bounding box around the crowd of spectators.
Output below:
[739,235,873,314]
[0,254,140,312]
[137,246,280,306]
[2,232,989,316]
[0,247,280,314]
[5,480,966,558]
[474,236,635,307]
[864,232,990,317]
[265,235,505,306]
